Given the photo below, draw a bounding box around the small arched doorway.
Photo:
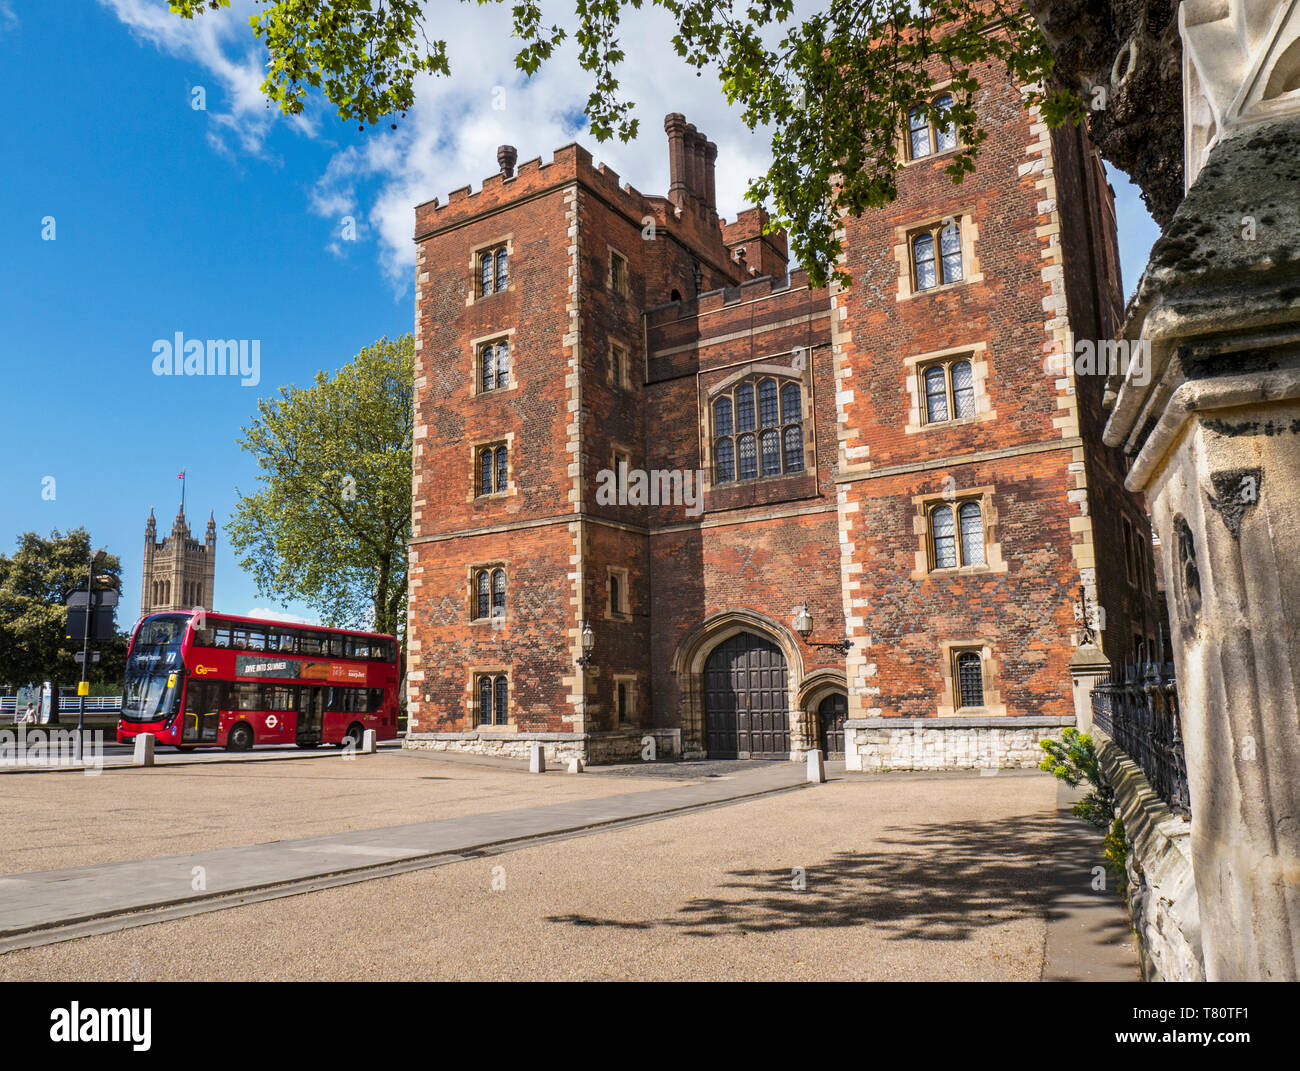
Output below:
[703,631,790,758]
[817,692,847,758]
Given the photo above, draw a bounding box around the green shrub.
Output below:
[1039,727,1115,831]
[1104,817,1130,900]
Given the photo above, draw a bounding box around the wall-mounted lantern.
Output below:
[793,603,853,655]
[576,620,595,668]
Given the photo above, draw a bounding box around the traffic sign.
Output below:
[65,588,119,609]
[65,606,116,642]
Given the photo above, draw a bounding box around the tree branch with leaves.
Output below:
[169,0,1083,285]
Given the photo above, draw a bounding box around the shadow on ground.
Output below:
[547,811,1118,943]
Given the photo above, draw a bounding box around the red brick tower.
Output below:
[829,59,1157,768]
[408,130,757,762]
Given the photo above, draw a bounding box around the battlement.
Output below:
[644,267,828,383]
[721,207,789,279]
[415,142,670,240]
[646,266,815,325]
[414,114,784,270]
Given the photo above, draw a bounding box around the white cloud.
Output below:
[97,0,302,156]
[101,0,775,288]
[0,2,17,32]
[246,606,319,626]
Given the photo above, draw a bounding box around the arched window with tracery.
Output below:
[712,376,804,483]
[476,674,508,725]
[713,397,734,481]
[478,245,508,297]
[912,220,964,291]
[477,443,509,496]
[907,93,959,161]
[929,500,986,570]
[494,445,507,491]
[472,566,506,620]
[491,568,506,618]
[480,339,509,392]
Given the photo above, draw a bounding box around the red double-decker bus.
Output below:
[117,611,400,751]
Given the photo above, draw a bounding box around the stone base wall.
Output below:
[585,729,681,764]
[1095,729,1204,982]
[404,729,681,766]
[844,716,1075,772]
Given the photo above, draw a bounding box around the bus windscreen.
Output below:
[122,613,188,723]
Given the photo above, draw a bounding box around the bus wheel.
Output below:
[174,745,195,752]
[227,723,254,752]
[343,723,365,749]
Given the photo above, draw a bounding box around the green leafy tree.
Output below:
[168,0,1080,286]
[226,335,413,640]
[0,529,125,689]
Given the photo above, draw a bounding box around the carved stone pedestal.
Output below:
[1103,112,1300,979]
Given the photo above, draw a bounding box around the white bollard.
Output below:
[361,729,377,754]
[806,748,825,784]
[567,757,584,774]
[133,733,156,767]
[529,742,546,773]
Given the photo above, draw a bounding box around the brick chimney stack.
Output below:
[684,122,701,200]
[664,113,689,207]
[703,139,717,210]
[664,113,717,213]
[497,144,518,178]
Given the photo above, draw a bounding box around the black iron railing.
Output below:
[1091,661,1190,818]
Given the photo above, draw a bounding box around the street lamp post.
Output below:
[74,549,105,762]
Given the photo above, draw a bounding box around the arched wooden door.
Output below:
[704,632,790,758]
[818,692,847,758]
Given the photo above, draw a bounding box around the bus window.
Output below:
[235,683,261,711]
[212,627,231,648]
[298,632,325,655]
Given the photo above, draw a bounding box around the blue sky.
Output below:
[0,0,1162,633]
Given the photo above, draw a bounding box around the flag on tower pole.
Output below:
[178,469,186,514]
